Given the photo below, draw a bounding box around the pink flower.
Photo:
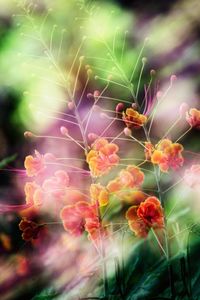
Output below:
[42,170,70,198]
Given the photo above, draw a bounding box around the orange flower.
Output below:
[184,164,200,188]
[24,182,44,207]
[24,151,56,177]
[186,108,200,129]
[24,150,45,177]
[19,218,42,241]
[90,183,109,207]
[126,206,149,237]
[86,138,119,177]
[107,165,144,193]
[60,201,101,240]
[122,108,147,129]
[148,139,184,172]
[126,196,164,237]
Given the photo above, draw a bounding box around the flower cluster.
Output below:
[24,169,70,209]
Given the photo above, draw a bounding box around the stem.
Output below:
[155,167,175,299]
[186,231,193,299]
[151,228,167,257]
[142,125,175,299]
[102,238,109,299]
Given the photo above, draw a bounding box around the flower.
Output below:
[137,197,164,228]
[184,164,200,188]
[24,151,56,177]
[126,206,149,237]
[24,181,40,205]
[148,139,184,172]
[86,138,119,177]
[107,165,144,193]
[122,108,147,129]
[186,108,200,129]
[24,150,45,177]
[42,170,70,198]
[19,218,42,241]
[126,196,164,237]
[24,182,44,207]
[90,183,109,207]
[60,201,101,240]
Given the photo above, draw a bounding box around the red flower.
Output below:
[137,197,164,228]
[19,218,42,241]
[86,138,119,177]
[126,196,164,237]
[60,201,101,240]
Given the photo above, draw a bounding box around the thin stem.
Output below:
[151,228,167,257]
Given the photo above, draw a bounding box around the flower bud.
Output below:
[60,126,69,136]
[88,133,98,142]
[24,131,34,138]
[124,127,132,136]
[132,103,137,110]
[115,103,124,113]
[170,75,177,82]
[94,90,100,98]
[68,101,75,110]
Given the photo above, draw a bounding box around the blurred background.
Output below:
[0,0,200,299]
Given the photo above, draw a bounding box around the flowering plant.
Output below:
[1,0,200,299]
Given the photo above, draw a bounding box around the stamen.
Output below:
[136,57,147,100]
[72,56,84,98]
[83,81,110,134]
[120,30,128,64]
[76,68,92,108]
[57,28,66,59]
[129,37,149,82]
[50,24,58,52]
[67,36,87,81]
[60,126,86,151]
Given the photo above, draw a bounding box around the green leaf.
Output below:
[0,154,17,168]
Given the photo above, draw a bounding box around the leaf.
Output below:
[31,288,60,300]
[0,154,17,168]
